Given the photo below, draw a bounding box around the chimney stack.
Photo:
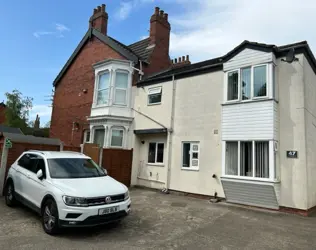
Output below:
[149,7,171,53]
[171,55,191,68]
[89,4,108,35]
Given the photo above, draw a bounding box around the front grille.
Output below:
[87,194,125,206]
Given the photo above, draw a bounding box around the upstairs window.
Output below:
[227,71,239,101]
[226,64,270,102]
[253,65,267,97]
[97,71,110,105]
[148,87,162,105]
[114,71,128,105]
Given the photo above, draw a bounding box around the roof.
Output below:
[53,28,154,86]
[138,40,316,86]
[0,125,23,134]
[0,132,61,145]
[0,102,5,107]
[26,150,87,159]
[128,37,154,62]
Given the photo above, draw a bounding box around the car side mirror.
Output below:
[36,169,44,180]
[102,168,108,175]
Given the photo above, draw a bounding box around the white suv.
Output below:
[4,150,131,235]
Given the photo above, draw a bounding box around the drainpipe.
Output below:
[164,74,176,192]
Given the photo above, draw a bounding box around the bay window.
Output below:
[94,62,131,107]
[226,64,271,102]
[225,141,271,179]
[114,71,128,105]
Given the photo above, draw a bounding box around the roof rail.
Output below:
[26,150,45,155]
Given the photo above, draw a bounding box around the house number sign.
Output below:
[287,151,298,158]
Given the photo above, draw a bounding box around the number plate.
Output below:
[98,206,119,215]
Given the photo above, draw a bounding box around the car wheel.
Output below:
[42,199,60,235]
[5,182,17,207]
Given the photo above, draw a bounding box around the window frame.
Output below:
[225,63,271,103]
[110,127,124,148]
[96,70,111,107]
[181,141,200,171]
[147,86,162,105]
[223,140,274,181]
[83,130,91,143]
[113,70,129,106]
[147,142,164,165]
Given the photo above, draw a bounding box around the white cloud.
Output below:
[33,23,70,39]
[115,0,154,20]
[29,105,52,124]
[169,0,316,62]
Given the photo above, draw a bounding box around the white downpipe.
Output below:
[165,74,176,190]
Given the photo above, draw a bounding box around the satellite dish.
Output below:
[281,48,299,63]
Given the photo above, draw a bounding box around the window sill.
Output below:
[222,98,277,106]
[147,102,161,106]
[147,163,164,167]
[221,175,280,183]
[181,167,199,172]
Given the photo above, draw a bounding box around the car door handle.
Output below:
[26,174,31,179]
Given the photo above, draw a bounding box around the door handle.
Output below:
[27,174,31,179]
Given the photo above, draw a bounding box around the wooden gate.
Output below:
[102,148,133,187]
[83,143,101,164]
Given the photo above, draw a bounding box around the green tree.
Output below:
[5,89,33,131]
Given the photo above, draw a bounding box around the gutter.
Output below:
[164,74,176,192]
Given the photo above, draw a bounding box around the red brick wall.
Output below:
[0,105,6,124]
[50,37,124,146]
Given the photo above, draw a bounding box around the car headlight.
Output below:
[124,191,130,201]
[62,196,88,207]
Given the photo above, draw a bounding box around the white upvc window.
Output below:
[110,128,124,147]
[225,63,272,102]
[148,142,164,164]
[224,140,274,180]
[148,86,162,105]
[83,130,91,143]
[93,60,132,108]
[96,71,110,105]
[114,71,129,105]
[182,142,199,170]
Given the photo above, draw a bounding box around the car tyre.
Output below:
[42,199,60,235]
[5,182,17,207]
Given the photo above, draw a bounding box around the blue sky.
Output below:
[1,0,316,125]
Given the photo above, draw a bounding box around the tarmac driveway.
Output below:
[0,188,316,249]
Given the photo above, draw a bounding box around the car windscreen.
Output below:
[47,158,106,179]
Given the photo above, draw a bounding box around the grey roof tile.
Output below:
[0,125,23,134]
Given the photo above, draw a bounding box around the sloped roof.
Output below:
[0,125,23,134]
[138,40,316,86]
[128,37,154,62]
[53,29,154,87]
[0,102,5,107]
[0,132,61,145]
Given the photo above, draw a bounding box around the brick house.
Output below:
[50,4,172,146]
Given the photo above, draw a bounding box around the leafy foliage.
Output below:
[5,89,33,132]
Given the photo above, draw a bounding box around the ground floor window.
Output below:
[83,130,91,143]
[225,141,270,178]
[148,142,164,164]
[110,128,124,147]
[182,142,199,170]
[94,128,105,147]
